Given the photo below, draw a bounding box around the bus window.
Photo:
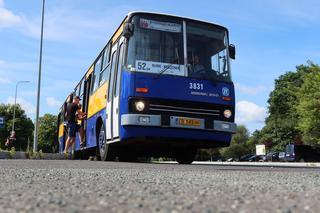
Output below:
[92,54,103,93]
[127,16,183,70]
[186,22,230,81]
[99,44,111,86]
[75,82,81,96]
[115,43,124,97]
[79,78,85,96]
[102,44,111,70]
[108,50,117,102]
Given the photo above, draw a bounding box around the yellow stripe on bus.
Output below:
[58,123,64,138]
[87,81,108,118]
[112,18,127,43]
[86,64,94,78]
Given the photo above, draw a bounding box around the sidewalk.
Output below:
[156,161,320,168]
[0,151,68,160]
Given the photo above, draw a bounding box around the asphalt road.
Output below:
[0,160,319,213]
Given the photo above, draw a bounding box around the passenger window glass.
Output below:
[75,83,81,96]
[103,44,111,70]
[80,78,85,96]
[99,45,111,86]
[92,54,103,92]
[99,65,110,86]
[108,50,117,101]
[115,43,124,97]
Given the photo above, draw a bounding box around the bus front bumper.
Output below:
[121,114,237,133]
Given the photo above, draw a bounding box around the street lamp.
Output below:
[12,81,30,133]
[33,0,45,152]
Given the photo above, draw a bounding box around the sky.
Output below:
[1,0,320,133]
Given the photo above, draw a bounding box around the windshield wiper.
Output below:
[155,48,180,79]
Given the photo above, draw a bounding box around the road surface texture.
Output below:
[0,160,319,213]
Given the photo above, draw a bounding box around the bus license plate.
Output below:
[170,116,204,129]
[178,118,201,126]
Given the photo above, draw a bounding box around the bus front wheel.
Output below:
[97,125,114,161]
[175,148,197,164]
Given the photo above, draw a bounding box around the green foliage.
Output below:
[231,125,249,144]
[220,144,250,160]
[0,104,34,151]
[261,62,320,149]
[220,125,251,159]
[195,148,221,161]
[246,130,263,152]
[38,114,58,153]
[8,147,16,159]
[296,64,320,145]
[38,149,44,159]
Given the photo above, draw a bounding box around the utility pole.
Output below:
[12,81,30,133]
[33,0,45,152]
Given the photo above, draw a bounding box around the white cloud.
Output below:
[46,97,61,108]
[235,83,267,95]
[20,5,132,42]
[0,1,22,29]
[235,101,267,125]
[0,77,11,84]
[6,96,36,116]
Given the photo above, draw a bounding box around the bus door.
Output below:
[112,37,125,139]
[106,42,119,140]
[82,74,92,131]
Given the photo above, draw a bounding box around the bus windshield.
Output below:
[127,15,231,82]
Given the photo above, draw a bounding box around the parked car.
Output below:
[278,152,285,162]
[284,144,320,162]
[247,155,265,162]
[239,154,255,162]
[266,152,279,162]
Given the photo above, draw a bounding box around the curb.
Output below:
[156,161,320,168]
[0,151,69,160]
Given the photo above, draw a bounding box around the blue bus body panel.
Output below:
[119,70,235,144]
[132,71,235,106]
[59,136,64,153]
[74,108,107,151]
[121,126,232,144]
[68,69,235,151]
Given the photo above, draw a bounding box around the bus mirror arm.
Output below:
[123,22,134,39]
[229,44,236,60]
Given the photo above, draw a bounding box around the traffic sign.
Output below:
[256,144,266,156]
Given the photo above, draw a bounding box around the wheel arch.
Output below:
[95,116,104,142]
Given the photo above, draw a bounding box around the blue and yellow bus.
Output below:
[57,11,237,164]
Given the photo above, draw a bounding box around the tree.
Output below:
[220,125,250,159]
[231,125,249,144]
[0,104,34,151]
[38,113,58,153]
[246,130,262,152]
[260,64,312,149]
[296,63,320,145]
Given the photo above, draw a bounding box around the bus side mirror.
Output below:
[123,22,134,39]
[229,44,236,60]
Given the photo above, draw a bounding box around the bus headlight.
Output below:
[223,109,232,118]
[135,101,145,112]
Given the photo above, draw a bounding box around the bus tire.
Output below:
[175,148,197,164]
[97,124,114,161]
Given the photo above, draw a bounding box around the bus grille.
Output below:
[149,104,220,117]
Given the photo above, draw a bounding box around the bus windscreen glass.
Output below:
[127,15,231,82]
